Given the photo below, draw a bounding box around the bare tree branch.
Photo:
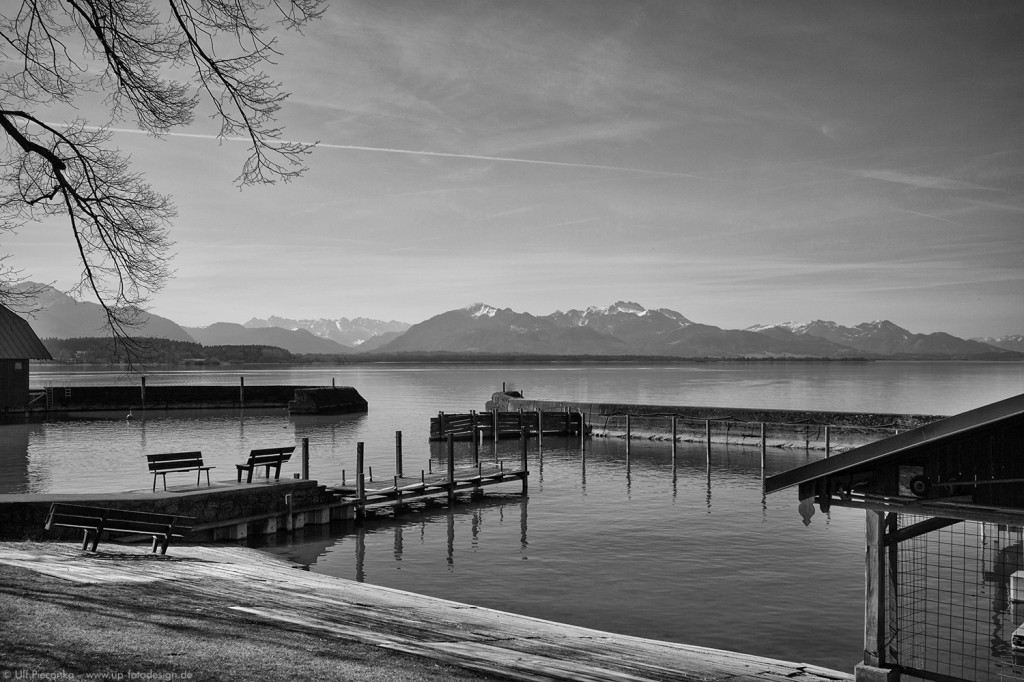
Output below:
[0,0,325,360]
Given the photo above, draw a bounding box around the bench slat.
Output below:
[236,446,294,483]
[145,451,213,491]
[147,451,203,463]
[45,503,196,554]
[248,447,295,457]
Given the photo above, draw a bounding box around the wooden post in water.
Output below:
[581,411,586,452]
[438,412,446,440]
[356,441,366,521]
[356,441,364,488]
[140,376,146,410]
[825,425,831,457]
[239,376,245,407]
[447,434,456,506]
[625,414,631,459]
[301,437,309,479]
[538,410,544,447]
[705,419,712,464]
[493,409,499,445]
[395,430,403,478]
[520,427,529,495]
[671,416,677,465]
[760,423,767,478]
[472,426,479,464]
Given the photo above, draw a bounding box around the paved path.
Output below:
[0,542,853,682]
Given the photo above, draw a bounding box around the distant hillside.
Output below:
[184,323,352,355]
[13,283,194,342]
[974,335,1024,353]
[749,320,1016,358]
[16,282,1020,361]
[244,315,409,347]
[376,303,628,355]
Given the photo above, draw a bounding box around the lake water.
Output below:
[7,360,1024,672]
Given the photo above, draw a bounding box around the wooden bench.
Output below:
[236,446,296,483]
[44,503,195,554]
[146,451,215,492]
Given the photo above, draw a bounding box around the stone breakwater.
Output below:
[487,392,946,452]
[27,384,367,414]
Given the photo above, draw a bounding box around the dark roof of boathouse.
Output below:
[0,304,52,360]
[764,392,1024,521]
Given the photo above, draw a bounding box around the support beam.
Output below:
[863,510,886,669]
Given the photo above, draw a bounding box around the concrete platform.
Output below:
[0,541,853,682]
[0,477,333,542]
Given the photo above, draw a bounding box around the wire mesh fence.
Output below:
[893,516,1024,681]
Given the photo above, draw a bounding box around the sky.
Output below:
[6,0,1024,337]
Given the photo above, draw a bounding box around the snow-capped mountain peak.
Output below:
[465,302,500,319]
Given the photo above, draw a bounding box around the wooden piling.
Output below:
[472,426,480,463]
[671,415,677,465]
[302,437,310,480]
[447,434,456,506]
[240,376,245,407]
[356,441,366,521]
[493,409,499,444]
[140,376,146,410]
[625,414,631,458]
[356,473,366,521]
[520,428,529,495]
[760,423,766,477]
[705,419,711,464]
[438,412,446,440]
[825,425,831,457]
[395,430,403,478]
[538,410,544,447]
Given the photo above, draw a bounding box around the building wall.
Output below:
[0,358,30,411]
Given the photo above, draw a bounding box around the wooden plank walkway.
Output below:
[330,462,527,512]
[431,410,585,441]
[0,542,852,681]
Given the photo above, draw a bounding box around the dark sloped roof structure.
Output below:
[765,392,1024,523]
[0,304,53,360]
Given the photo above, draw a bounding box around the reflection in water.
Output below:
[0,421,32,494]
[15,361,1024,673]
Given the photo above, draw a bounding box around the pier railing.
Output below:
[430,410,585,442]
[333,431,530,521]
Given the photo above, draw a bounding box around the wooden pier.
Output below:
[431,409,584,441]
[330,434,529,520]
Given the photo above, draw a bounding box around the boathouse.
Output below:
[765,392,1024,682]
[0,304,51,413]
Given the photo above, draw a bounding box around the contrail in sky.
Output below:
[94,126,706,180]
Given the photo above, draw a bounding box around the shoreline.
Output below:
[0,540,853,681]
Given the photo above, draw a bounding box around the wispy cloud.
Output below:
[96,126,708,179]
[853,169,1000,192]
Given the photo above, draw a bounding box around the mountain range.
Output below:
[9,284,1022,360]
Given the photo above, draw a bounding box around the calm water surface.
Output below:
[5,361,1023,671]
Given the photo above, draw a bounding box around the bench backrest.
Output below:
[246,446,295,464]
[45,503,195,535]
[146,451,204,472]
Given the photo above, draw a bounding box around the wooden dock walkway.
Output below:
[0,541,853,681]
[330,461,528,516]
[431,410,585,441]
